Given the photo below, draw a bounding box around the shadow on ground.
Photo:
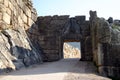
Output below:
[0,58,111,80]
[1,58,101,75]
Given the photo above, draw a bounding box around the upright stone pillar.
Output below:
[89,11,99,63]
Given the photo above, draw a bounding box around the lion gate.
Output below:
[28,11,120,78]
[28,15,92,61]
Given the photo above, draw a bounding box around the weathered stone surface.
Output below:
[4,0,9,8]
[22,14,28,24]
[28,15,92,62]
[110,29,120,44]
[0,0,43,73]
[0,21,9,30]
[0,32,16,70]
[0,28,43,72]
[0,0,120,78]
[28,18,33,26]
[97,18,111,43]
[0,12,2,20]
[3,12,10,24]
[18,16,23,27]
[31,8,37,21]
[107,17,113,24]
[0,4,6,12]
[75,16,86,24]
[90,11,120,78]
[13,59,25,70]
[0,0,3,3]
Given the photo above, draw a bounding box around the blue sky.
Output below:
[32,0,120,20]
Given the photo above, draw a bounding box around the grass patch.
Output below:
[111,25,120,31]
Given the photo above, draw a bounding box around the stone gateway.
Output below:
[28,12,120,78]
[28,15,92,61]
[0,0,120,79]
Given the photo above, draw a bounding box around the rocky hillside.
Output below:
[63,42,81,58]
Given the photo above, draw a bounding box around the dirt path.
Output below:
[0,58,111,80]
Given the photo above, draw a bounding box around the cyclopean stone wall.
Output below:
[90,11,120,78]
[0,0,120,78]
[28,11,120,78]
[27,15,93,61]
[0,0,37,30]
[0,0,42,73]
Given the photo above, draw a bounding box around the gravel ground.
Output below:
[0,58,111,80]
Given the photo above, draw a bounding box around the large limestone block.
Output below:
[111,29,120,44]
[0,21,11,30]
[3,12,10,24]
[8,1,13,10]
[97,18,111,43]
[0,0,3,3]
[22,14,28,24]
[0,4,6,13]
[28,18,33,26]
[4,0,9,8]
[26,6,31,18]
[0,12,2,20]
[31,8,37,21]
[97,43,104,66]
[18,16,23,27]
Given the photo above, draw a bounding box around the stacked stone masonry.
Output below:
[28,15,93,61]
[0,0,37,30]
[28,12,120,79]
[90,11,120,79]
[0,0,120,79]
[0,0,42,73]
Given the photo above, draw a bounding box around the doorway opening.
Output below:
[63,42,81,59]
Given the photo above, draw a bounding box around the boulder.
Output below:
[0,28,43,72]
